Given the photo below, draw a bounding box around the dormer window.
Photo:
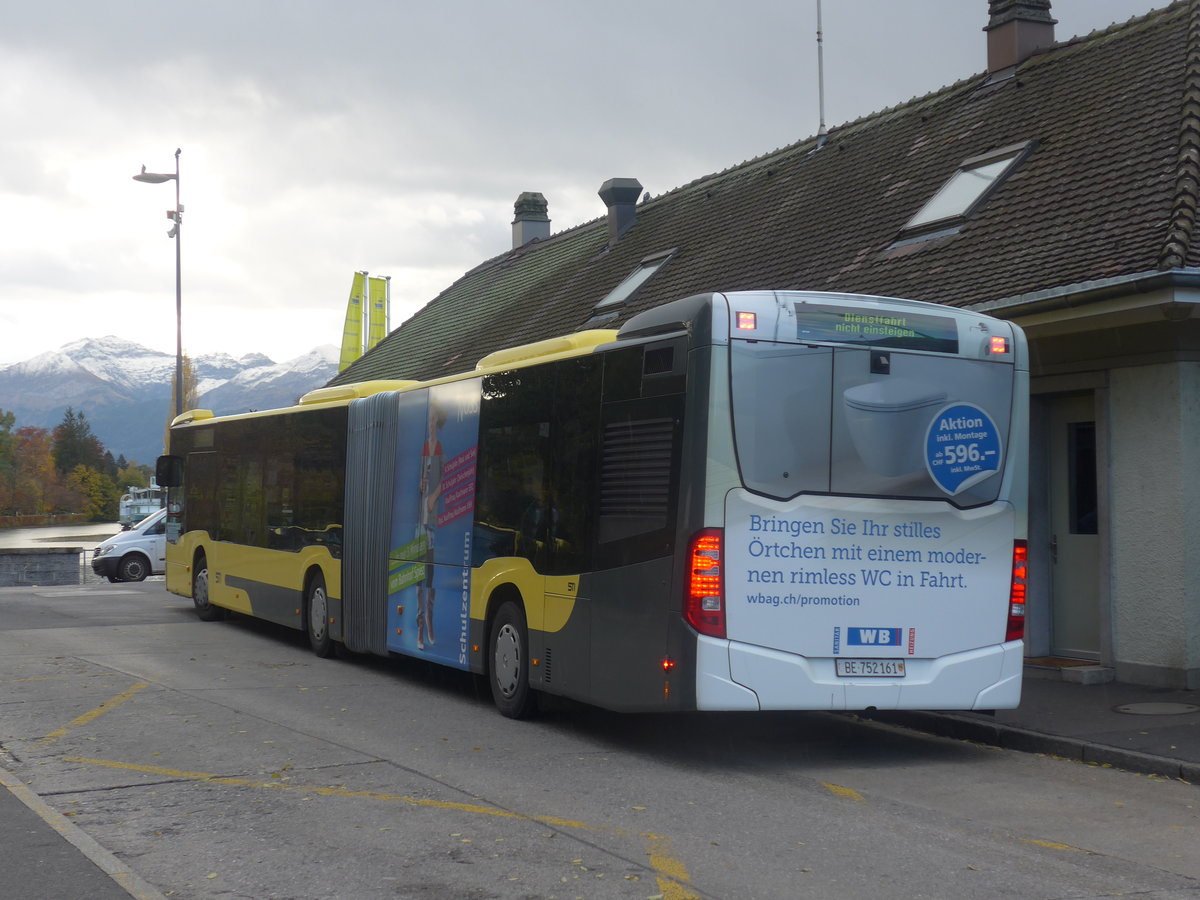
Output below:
[596,249,675,309]
[581,249,677,329]
[900,142,1034,240]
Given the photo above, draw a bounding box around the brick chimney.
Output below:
[511,192,550,248]
[598,177,643,247]
[984,0,1056,73]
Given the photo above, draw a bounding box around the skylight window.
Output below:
[595,249,675,309]
[902,142,1033,235]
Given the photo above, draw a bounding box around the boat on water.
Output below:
[118,484,164,527]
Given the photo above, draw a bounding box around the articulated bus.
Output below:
[158,290,1029,717]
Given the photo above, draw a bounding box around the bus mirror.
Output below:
[156,455,183,487]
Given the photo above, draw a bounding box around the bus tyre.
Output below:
[305,572,334,658]
[118,553,150,583]
[192,557,223,622]
[489,601,536,719]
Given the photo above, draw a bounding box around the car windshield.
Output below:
[134,509,165,530]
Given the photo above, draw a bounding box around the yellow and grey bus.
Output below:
[158,290,1029,717]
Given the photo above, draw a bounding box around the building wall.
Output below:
[1108,361,1200,689]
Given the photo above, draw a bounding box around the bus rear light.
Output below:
[686,528,726,638]
[661,656,676,672]
[1006,540,1028,642]
[736,311,757,330]
[989,335,1010,354]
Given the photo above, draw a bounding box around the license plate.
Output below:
[835,659,906,677]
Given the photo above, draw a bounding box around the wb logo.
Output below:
[847,627,902,646]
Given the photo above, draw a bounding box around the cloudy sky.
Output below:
[0,0,1163,366]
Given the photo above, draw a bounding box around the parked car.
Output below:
[91,508,167,582]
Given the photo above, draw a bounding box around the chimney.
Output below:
[598,177,643,246]
[984,0,1056,73]
[511,192,550,248]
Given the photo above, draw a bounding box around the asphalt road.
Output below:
[1,581,1197,900]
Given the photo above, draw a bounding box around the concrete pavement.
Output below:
[1,667,1196,899]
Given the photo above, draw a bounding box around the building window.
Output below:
[900,142,1034,239]
[595,250,675,310]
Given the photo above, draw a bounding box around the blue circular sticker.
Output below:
[925,403,1003,495]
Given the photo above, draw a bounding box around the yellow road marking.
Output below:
[62,755,594,830]
[38,682,151,746]
[63,755,703,893]
[1020,837,1087,852]
[821,781,865,802]
[643,832,699,900]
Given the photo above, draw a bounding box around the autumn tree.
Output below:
[11,426,58,515]
[65,464,119,521]
[163,352,199,454]
[0,408,15,513]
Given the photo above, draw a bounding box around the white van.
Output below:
[91,508,167,582]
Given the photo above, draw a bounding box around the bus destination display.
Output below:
[795,303,959,353]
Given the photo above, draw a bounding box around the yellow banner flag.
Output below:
[338,271,367,372]
[367,275,389,352]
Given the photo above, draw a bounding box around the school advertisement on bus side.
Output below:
[386,380,481,669]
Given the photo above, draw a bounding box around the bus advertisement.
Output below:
[158,290,1029,718]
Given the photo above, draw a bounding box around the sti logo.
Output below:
[847,627,902,646]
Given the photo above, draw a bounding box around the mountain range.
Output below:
[0,337,339,466]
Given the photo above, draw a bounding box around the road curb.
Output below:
[0,764,168,900]
[861,710,1200,783]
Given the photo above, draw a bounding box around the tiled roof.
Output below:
[332,1,1198,386]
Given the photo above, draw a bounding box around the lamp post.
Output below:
[133,148,184,422]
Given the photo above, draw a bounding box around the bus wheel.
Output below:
[192,556,223,622]
[305,572,334,658]
[489,601,535,719]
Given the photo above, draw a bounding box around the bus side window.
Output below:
[478,368,554,569]
[185,451,220,539]
[547,356,601,575]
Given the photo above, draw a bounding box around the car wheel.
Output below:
[117,554,149,582]
[192,556,223,621]
[305,571,334,658]
[489,601,536,719]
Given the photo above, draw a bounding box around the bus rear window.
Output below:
[730,341,1013,506]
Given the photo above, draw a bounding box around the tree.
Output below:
[164,352,199,454]
[65,465,119,521]
[116,461,152,490]
[11,426,57,515]
[0,408,15,513]
[52,407,106,477]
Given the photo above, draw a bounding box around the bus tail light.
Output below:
[686,528,725,638]
[1006,540,1027,642]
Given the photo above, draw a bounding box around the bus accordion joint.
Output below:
[1006,540,1028,642]
[686,528,725,638]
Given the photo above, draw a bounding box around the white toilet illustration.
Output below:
[843,379,948,477]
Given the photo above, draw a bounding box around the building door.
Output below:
[1047,393,1101,658]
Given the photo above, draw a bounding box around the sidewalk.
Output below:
[868,666,1200,782]
[1,667,1196,900]
[0,766,167,900]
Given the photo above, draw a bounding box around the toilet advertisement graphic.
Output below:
[924,402,1003,495]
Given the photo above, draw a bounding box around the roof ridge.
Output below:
[1158,0,1200,269]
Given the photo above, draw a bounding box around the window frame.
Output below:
[594,248,677,311]
[898,141,1035,241]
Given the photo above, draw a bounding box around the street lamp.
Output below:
[133,148,184,424]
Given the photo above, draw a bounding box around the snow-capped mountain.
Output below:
[0,337,339,465]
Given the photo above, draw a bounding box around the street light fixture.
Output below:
[133,148,184,426]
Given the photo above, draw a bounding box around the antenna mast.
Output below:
[816,0,828,148]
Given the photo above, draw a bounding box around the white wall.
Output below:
[1108,361,1200,688]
